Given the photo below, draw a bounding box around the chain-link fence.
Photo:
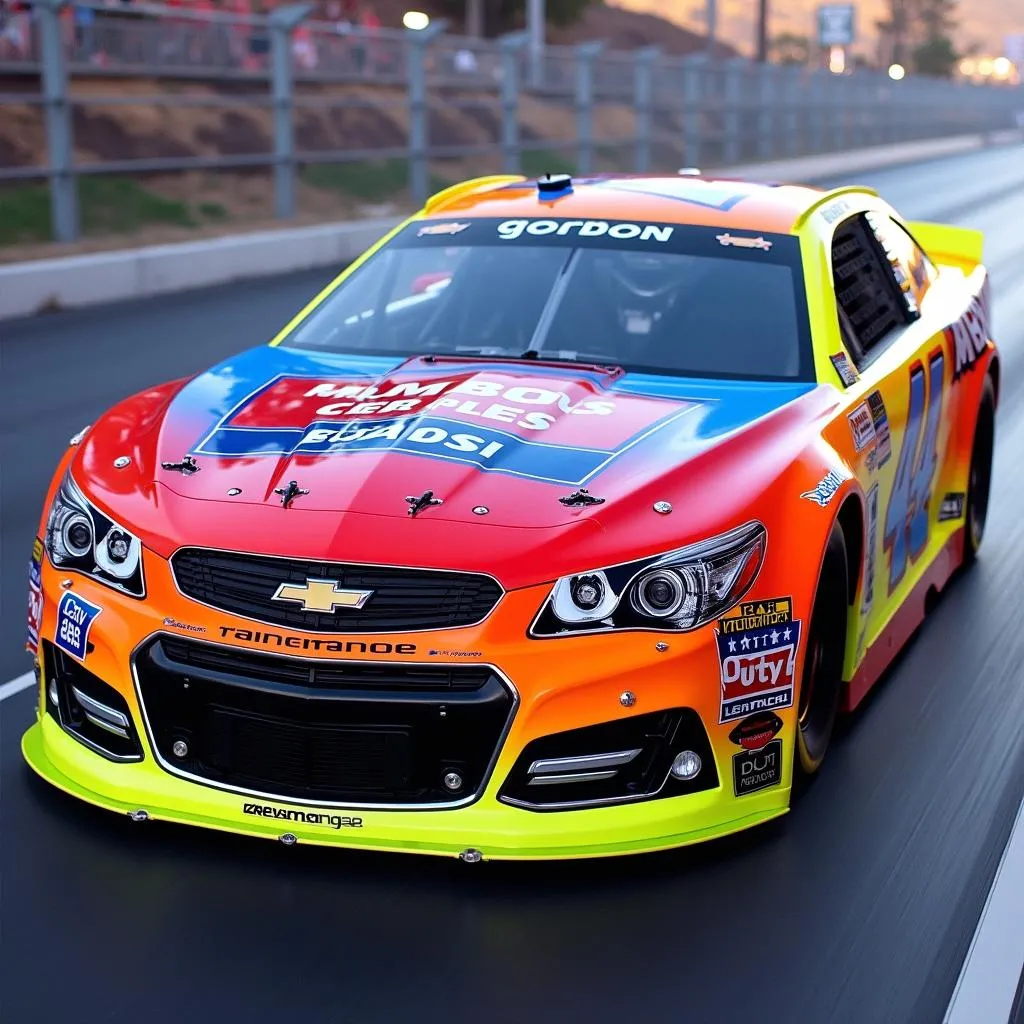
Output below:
[1,0,1021,244]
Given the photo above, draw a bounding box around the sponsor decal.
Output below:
[428,648,482,658]
[417,221,469,237]
[728,711,783,751]
[866,390,892,468]
[192,369,698,487]
[497,219,674,243]
[54,591,102,662]
[164,617,207,634]
[715,232,772,251]
[848,402,876,452]
[862,483,879,617]
[830,352,859,388]
[950,292,991,381]
[801,469,843,507]
[938,492,965,522]
[218,626,417,654]
[242,803,363,829]
[820,197,852,225]
[716,598,801,724]
[733,739,783,796]
[26,538,44,656]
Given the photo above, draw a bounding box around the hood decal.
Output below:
[191,361,702,487]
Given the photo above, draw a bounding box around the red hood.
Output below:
[68,347,827,587]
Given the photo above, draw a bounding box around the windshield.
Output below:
[282,217,814,381]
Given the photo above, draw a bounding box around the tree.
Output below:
[914,35,958,76]
[771,32,810,66]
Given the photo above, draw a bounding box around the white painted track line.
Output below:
[0,671,34,703]
[944,793,1024,1023]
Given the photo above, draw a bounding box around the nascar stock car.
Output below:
[22,170,997,860]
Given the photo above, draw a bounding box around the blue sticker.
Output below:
[54,592,102,662]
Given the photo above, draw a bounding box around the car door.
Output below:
[826,208,954,658]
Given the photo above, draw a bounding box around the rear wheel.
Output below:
[795,525,849,781]
[963,375,996,566]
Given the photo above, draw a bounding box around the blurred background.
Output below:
[0,0,1021,254]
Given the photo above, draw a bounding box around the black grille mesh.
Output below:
[170,548,502,633]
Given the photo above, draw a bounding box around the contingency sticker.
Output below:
[848,401,876,452]
[54,591,102,662]
[728,711,783,751]
[26,537,43,656]
[866,390,892,468]
[862,483,879,619]
[830,352,859,388]
[716,598,801,723]
[733,739,783,796]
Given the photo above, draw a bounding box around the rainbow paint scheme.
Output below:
[22,173,998,859]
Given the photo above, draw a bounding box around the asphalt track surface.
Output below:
[3,146,1024,1024]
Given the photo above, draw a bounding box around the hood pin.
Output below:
[113,455,131,469]
[227,488,242,496]
[558,487,605,507]
[274,481,308,508]
[406,490,444,516]
[472,506,489,516]
[653,501,672,514]
[162,455,200,475]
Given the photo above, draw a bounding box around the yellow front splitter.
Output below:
[23,718,789,861]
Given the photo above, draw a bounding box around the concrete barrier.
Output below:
[1,131,1020,322]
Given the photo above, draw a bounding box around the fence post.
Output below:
[35,0,76,243]
[633,46,659,173]
[406,20,448,205]
[574,41,604,175]
[756,61,775,161]
[722,57,745,166]
[269,4,311,221]
[499,32,529,174]
[781,66,800,156]
[681,54,706,169]
[831,72,848,151]
[807,69,826,152]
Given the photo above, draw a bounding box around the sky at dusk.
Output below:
[614,0,1022,59]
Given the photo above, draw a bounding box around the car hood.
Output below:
[73,345,825,583]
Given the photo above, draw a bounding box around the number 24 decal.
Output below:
[883,350,945,592]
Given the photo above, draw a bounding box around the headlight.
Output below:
[44,473,145,597]
[531,521,766,636]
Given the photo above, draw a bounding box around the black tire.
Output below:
[795,524,849,781]
[963,374,996,566]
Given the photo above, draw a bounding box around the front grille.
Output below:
[499,708,717,810]
[135,636,515,805]
[170,548,503,633]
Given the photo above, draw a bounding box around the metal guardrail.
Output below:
[1,0,1022,244]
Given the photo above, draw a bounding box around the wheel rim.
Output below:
[798,560,846,765]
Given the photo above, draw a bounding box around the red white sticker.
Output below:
[848,402,876,452]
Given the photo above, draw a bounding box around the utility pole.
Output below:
[527,0,545,86]
[755,0,769,62]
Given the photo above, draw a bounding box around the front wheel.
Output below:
[795,524,849,780]
[963,374,996,566]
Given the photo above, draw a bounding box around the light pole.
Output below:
[755,0,769,62]
[527,0,545,86]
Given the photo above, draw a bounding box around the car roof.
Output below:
[420,173,875,235]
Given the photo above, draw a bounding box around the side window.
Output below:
[866,214,938,310]
[831,213,915,365]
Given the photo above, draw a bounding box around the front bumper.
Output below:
[22,551,796,860]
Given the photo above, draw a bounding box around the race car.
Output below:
[22,170,997,860]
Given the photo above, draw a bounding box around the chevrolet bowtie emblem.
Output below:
[271,579,374,613]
